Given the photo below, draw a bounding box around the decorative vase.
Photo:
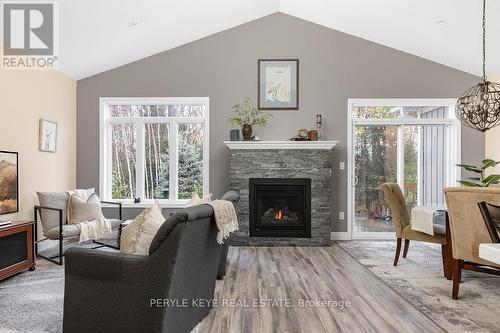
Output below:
[242,125,253,140]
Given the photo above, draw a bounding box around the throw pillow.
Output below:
[120,203,165,256]
[68,193,104,224]
[186,192,212,207]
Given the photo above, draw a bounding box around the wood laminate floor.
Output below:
[196,244,444,333]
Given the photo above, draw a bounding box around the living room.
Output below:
[0,1,499,332]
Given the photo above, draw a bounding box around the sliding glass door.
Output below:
[349,101,460,239]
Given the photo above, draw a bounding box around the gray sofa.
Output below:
[63,192,238,333]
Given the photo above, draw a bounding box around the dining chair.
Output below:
[477,201,500,243]
[381,183,446,266]
[444,187,500,299]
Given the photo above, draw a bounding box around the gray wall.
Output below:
[77,13,484,232]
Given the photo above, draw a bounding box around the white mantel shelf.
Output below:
[224,140,339,150]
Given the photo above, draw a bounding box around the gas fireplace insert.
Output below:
[249,178,311,238]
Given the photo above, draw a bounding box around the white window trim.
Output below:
[346,98,461,240]
[99,97,210,207]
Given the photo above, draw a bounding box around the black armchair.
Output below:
[34,198,123,265]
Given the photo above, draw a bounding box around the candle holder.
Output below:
[316,114,323,140]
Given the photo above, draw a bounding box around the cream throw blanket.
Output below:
[206,200,239,244]
[187,193,238,244]
[410,206,446,236]
[67,190,112,243]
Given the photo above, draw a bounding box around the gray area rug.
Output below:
[338,240,500,333]
[0,259,63,333]
[0,240,118,333]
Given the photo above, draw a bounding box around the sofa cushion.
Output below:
[45,219,122,240]
[121,204,165,256]
[36,191,69,235]
[68,193,104,224]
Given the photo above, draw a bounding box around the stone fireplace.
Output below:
[225,140,337,246]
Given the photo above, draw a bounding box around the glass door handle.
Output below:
[353,175,359,186]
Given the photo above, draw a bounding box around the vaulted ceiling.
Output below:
[59,0,500,80]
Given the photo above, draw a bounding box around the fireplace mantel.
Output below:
[224,140,339,150]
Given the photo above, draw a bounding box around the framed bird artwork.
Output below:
[258,59,299,110]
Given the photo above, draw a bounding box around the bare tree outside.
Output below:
[109,104,204,201]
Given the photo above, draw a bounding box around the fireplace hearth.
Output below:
[249,178,311,238]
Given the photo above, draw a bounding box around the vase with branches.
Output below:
[457,159,500,187]
[228,97,272,140]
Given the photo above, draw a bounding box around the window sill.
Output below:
[102,201,189,209]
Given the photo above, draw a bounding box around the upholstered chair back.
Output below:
[444,187,500,267]
[381,183,410,238]
[36,191,69,234]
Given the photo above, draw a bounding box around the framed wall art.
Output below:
[0,151,18,215]
[258,59,299,110]
[39,119,58,153]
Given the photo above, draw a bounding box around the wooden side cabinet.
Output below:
[0,221,35,281]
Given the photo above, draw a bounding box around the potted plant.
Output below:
[228,97,272,140]
[457,159,500,187]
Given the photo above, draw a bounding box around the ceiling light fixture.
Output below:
[436,19,447,25]
[456,0,500,132]
[128,21,139,27]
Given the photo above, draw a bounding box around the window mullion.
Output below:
[397,125,405,194]
[106,121,112,200]
[170,122,179,200]
[136,122,145,200]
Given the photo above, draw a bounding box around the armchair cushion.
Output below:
[402,225,445,244]
[36,191,69,234]
[45,219,122,240]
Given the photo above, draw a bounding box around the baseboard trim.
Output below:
[331,232,350,241]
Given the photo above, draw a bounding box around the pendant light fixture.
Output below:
[456,0,500,132]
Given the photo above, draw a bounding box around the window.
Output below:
[100,98,209,206]
[348,99,460,238]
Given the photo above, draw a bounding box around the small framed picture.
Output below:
[39,119,57,153]
[258,59,299,110]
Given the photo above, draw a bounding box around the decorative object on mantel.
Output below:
[290,128,320,141]
[307,130,318,141]
[39,119,57,152]
[0,150,18,215]
[456,159,500,187]
[228,97,272,140]
[229,129,240,141]
[316,114,323,139]
[456,0,500,132]
[258,59,299,110]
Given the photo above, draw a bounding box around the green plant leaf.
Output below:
[456,164,477,169]
[465,166,484,174]
[458,180,484,187]
[481,159,498,169]
[482,174,500,187]
[456,164,483,173]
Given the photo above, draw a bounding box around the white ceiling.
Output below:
[58,0,500,80]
